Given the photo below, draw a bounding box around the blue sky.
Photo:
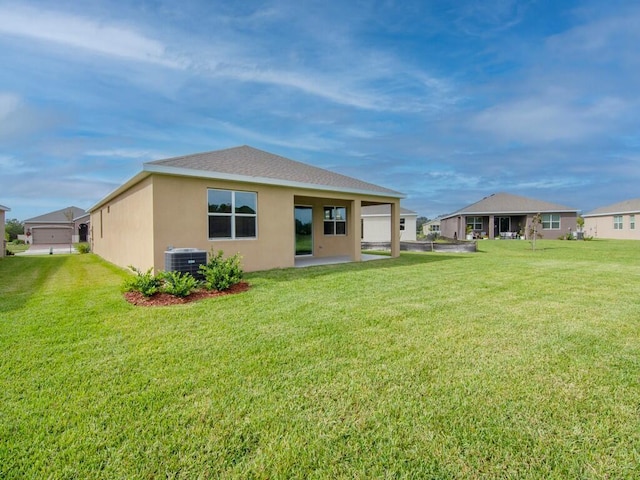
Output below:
[1,0,639,221]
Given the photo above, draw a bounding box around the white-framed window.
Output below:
[614,215,623,230]
[324,206,347,235]
[400,218,406,231]
[542,214,560,230]
[630,214,635,230]
[207,189,257,239]
[466,216,483,230]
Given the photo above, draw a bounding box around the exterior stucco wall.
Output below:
[584,213,640,240]
[90,176,155,272]
[91,173,400,273]
[1,209,6,257]
[362,214,417,242]
[441,212,578,240]
[152,175,295,272]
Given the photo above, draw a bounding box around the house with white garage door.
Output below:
[24,206,90,245]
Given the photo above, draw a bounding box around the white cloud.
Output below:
[0,5,184,68]
[85,149,168,160]
[469,95,627,143]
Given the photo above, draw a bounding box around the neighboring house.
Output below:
[89,145,404,273]
[24,206,90,245]
[361,205,417,242]
[1,204,9,258]
[440,192,579,240]
[582,198,640,240]
[422,217,442,236]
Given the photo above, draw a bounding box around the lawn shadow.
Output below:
[0,255,71,314]
[249,251,470,284]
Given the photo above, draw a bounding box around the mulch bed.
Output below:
[123,282,250,307]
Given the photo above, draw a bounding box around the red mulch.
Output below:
[123,282,250,307]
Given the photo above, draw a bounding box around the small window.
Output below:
[400,218,406,231]
[542,214,560,230]
[630,214,635,230]
[614,215,623,230]
[324,206,347,235]
[208,189,257,239]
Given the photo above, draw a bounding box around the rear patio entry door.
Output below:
[495,217,511,236]
[295,206,313,256]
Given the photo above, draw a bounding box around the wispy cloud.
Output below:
[0,4,184,68]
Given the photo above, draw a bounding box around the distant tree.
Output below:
[528,213,543,251]
[576,216,584,230]
[5,218,24,241]
[416,216,430,235]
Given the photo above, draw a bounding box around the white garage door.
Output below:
[32,228,73,244]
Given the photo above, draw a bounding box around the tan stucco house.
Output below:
[440,192,578,240]
[583,198,640,240]
[1,204,9,258]
[361,205,417,242]
[24,206,90,245]
[89,146,404,273]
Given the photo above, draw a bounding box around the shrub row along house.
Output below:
[89,146,405,273]
[439,192,579,240]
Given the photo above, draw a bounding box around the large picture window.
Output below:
[542,214,560,230]
[324,206,347,235]
[208,189,257,239]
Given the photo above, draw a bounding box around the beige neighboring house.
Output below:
[422,217,442,236]
[24,206,90,245]
[361,205,417,242]
[89,145,405,273]
[440,192,578,240]
[582,198,640,240]
[1,204,9,258]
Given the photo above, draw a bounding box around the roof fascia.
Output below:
[143,164,405,199]
[583,209,640,217]
[88,171,151,212]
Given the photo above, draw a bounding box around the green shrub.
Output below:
[12,239,25,245]
[74,242,91,254]
[160,271,200,298]
[122,266,163,297]
[199,250,243,291]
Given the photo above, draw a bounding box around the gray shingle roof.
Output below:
[583,198,640,217]
[443,192,577,218]
[145,145,403,198]
[361,205,417,216]
[25,206,86,223]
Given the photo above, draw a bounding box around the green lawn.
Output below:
[1,240,639,478]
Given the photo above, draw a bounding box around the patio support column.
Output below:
[350,199,362,262]
[390,201,400,258]
[489,215,495,239]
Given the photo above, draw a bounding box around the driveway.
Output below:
[16,244,79,256]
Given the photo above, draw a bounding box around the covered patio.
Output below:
[295,253,391,268]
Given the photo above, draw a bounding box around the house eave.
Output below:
[583,210,640,218]
[89,171,151,212]
[442,209,578,220]
[143,164,406,200]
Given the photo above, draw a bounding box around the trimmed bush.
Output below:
[160,271,200,298]
[123,266,163,297]
[199,250,243,291]
[74,243,91,254]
